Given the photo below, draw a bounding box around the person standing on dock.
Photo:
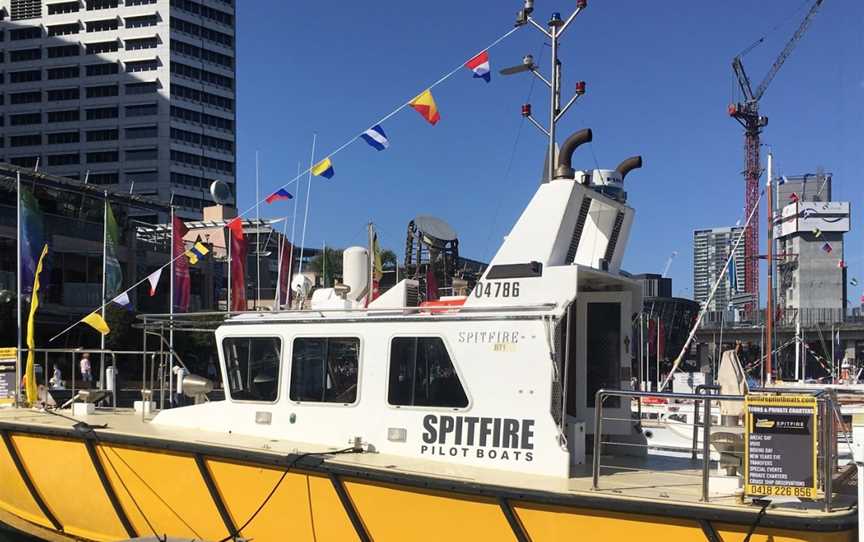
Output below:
[79,353,92,388]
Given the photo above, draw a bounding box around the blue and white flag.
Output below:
[361,125,389,151]
[111,291,132,311]
[802,208,816,219]
[779,175,788,185]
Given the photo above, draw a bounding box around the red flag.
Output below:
[789,192,799,203]
[278,238,293,306]
[229,221,247,311]
[425,267,439,301]
[172,216,190,313]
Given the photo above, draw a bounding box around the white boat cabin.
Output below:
[154,132,645,479]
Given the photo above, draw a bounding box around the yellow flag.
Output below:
[25,244,49,404]
[82,312,110,335]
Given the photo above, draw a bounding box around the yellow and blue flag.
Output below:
[312,158,335,179]
[185,241,209,265]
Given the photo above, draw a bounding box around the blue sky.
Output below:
[235,1,863,300]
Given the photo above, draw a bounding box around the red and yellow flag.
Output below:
[409,89,440,125]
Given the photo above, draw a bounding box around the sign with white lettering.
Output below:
[0,347,17,405]
[744,395,818,498]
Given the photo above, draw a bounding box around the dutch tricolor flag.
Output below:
[361,125,389,151]
[465,51,491,83]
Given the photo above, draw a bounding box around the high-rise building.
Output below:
[773,173,850,324]
[692,226,746,311]
[0,0,236,221]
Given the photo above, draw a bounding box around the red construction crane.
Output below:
[728,0,825,315]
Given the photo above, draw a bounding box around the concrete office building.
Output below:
[692,226,746,311]
[0,0,236,221]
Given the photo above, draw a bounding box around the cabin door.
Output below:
[568,292,632,435]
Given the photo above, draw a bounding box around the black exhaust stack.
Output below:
[553,128,593,180]
[615,156,643,180]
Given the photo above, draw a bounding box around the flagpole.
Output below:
[169,205,175,390]
[15,172,22,407]
[289,162,301,308]
[255,150,261,310]
[298,133,317,279]
[367,222,373,306]
[274,219,283,309]
[100,190,108,391]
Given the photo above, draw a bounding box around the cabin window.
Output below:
[289,338,360,404]
[223,337,281,402]
[388,337,468,408]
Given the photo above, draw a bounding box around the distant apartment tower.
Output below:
[0,0,236,220]
[773,173,850,321]
[692,226,746,310]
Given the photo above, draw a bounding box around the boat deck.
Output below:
[0,406,854,523]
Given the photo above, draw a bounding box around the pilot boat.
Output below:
[0,3,857,542]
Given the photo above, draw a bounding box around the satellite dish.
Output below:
[414,215,457,248]
[209,180,232,205]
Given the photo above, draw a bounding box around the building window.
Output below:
[125,15,158,28]
[125,59,158,72]
[86,150,119,163]
[87,0,119,10]
[47,2,80,15]
[9,70,41,83]
[47,45,80,58]
[86,84,119,98]
[126,0,157,5]
[387,337,468,408]
[126,126,157,139]
[9,27,41,40]
[47,131,80,144]
[86,41,118,55]
[47,87,80,101]
[289,338,359,404]
[10,0,42,20]
[126,82,158,95]
[126,103,158,117]
[170,16,233,47]
[86,106,118,120]
[126,148,157,161]
[9,91,41,105]
[86,129,118,142]
[9,134,41,147]
[10,156,39,168]
[47,153,79,166]
[85,62,119,76]
[125,37,157,50]
[47,109,80,123]
[86,19,118,32]
[127,170,158,183]
[47,66,81,80]
[10,112,41,125]
[10,48,41,62]
[170,61,233,90]
[47,23,81,37]
[89,172,119,185]
[223,337,281,402]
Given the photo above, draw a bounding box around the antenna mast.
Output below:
[503,0,588,181]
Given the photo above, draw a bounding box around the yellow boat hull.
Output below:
[0,424,855,542]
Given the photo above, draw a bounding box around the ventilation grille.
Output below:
[405,281,419,307]
[565,197,592,264]
[11,0,41,20]
[550,315,565,427]
[603,211,625,264]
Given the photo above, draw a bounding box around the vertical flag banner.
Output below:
[278,238,293,306]
[311,158,335,179]
[24,244,48,404]
[409,89,441,125]
[372,233,383,300]
[105,202,123,297]
[228,219,247,311]
[361,125,390,151]
[465,50,491,82]
[19,187,44,294]
[728,258,738,293]
[173,216,190,313]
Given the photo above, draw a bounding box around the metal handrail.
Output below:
[592,388,839,508]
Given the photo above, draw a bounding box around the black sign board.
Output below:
[0,348,17,405]
[745,395,818,498]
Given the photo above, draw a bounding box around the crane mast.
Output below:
[727,0,825,319]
